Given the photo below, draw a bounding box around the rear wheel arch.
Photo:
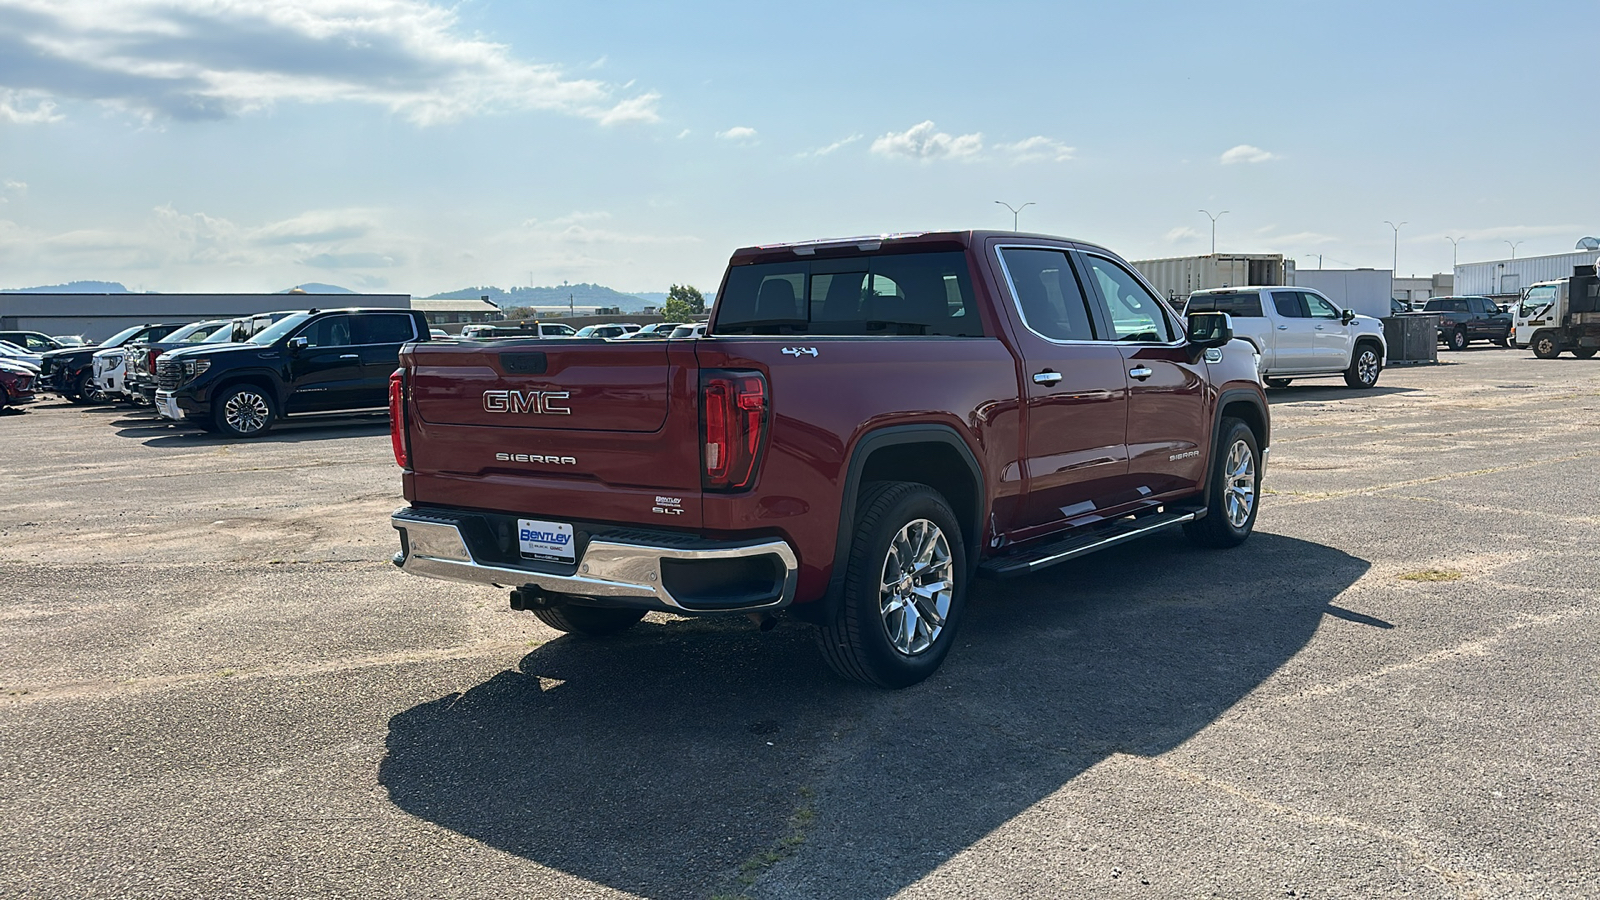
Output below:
[803,425,986,625]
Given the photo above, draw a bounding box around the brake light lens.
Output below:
[389,369,409,469]
[701,370,768,490]
[147,348,161,373]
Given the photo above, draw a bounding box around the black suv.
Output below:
[39,324,185,403]
[0,331,67,353]
[153,308,429,437]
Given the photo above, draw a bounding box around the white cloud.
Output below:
[716,126,757,141]
[520,211,699,246]
[995,136,1075,164]
[871,121,983,162]
[1165,226,1201,243]
[0,0,660,126]
[801,134,862,157]
[1220,144,1278,165]
[0,89,63,124]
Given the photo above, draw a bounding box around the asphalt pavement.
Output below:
[1,347,1596,899]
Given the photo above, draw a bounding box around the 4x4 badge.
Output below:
[782,347,819,358]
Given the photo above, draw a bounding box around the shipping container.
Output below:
[1131,254,1293,304]
[1292,268,1394,320]
[1455,251,1599,298]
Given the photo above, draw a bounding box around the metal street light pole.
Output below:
[1384,220,1407,274]
[995,200,1034,232]
[1445,235,1465,268]
[1199,209,1229,255]
[1505,240,1524,259]
[1301,253,1323,270]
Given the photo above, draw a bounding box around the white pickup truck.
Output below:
[1185,286,1388,388]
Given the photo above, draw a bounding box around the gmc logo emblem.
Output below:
[482,389,571,415]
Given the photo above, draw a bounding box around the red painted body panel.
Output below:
[398,230,1269,610]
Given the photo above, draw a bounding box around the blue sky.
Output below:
[0,0,1590,295]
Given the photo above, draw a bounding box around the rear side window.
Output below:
[1187,291,1264,317]
[998,247,1097,341]
[715,251,981,336]
[1273,292,1308,318]
[353,314,416,345]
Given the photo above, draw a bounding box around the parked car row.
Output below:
[454,321,701,340]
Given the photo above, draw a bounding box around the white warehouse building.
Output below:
[1456,251,1599,300]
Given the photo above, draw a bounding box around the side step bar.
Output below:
[977,509,1201,580]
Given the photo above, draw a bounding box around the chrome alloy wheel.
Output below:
[878,518,954,656]
[223,390,271,434]
[1356,348,1380,385]
[1224,439,1257,528]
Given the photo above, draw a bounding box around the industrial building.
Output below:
[409,297,506,329]
[1455,251,1599,300]
[1291,269,1395,320]
[0,292,409,342]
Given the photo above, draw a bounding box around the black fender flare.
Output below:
[1203,388,1270,509]
[800,424,986,624]
[206,368,290,408]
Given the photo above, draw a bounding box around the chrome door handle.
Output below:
[1277,325,1289,330]
[339,353,360,359]
[1033,371,1063,385]
[1128,366,1153,380]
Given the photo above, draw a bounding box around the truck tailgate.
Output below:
[404,340,704,529]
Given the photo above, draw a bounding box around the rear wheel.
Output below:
[1532,331,1562,360]
[1184,418,1260,549]
[1264,378,1292,389]
[1573,348,1598,359]
[530,604,646,636]
[1343,343,1382,388]
[213,384,276,437]
[818,482,967,689]
[0,384,9,410]
[1446,327,1469,351]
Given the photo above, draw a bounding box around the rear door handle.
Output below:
[1128,366,1153,380]
[1033,370,1063,385]
[1277,325,1289,330]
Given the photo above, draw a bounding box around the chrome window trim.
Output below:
[288,312,418,349]
[993,243,1188,349]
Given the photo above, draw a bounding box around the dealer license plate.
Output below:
[518,518,575,563]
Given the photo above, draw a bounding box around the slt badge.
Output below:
[782,347,819,358]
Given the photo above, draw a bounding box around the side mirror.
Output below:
[1186,311,1233,349]
[287,336,309,352]
[1341,309,1356,325]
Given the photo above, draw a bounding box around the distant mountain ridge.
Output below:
[4,280,130,293]
[278,283,356,294]
[425,282,652,309]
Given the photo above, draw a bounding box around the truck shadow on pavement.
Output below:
[105,411,390,445]
[1265,384,1417,404]
[379,532,1369,899]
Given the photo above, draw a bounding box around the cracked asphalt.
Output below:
[1,347,1597,899]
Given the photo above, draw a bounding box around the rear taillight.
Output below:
[147,349,161,372]
[701,369,768,490]
[389,369,409,469]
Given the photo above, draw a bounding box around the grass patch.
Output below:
[727,786,818,890]
[1398,568,1463,582]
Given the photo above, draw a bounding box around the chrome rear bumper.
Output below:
[391,507,798,613]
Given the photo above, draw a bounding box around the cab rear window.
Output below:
[1186,291,1264,317]
[715,251,982,336]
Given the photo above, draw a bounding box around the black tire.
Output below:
[1492,335,1510,348]
[1183,418,1261,549]
[1343,342,1382,388]
[530,603,646,636]
[0,384,9,410]
[1532,331,1562,360]
[1573,348,1597,359]
[70,371,105,405]
[212,384,277,437]
[1264,378,1292,389]
[1446,327,1469,351]
[817,482,968,689]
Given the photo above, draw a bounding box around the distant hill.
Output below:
[5,280,129,293]
[278,283,356,294]
[426,282,650,309]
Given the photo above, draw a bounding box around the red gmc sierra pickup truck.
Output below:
[388,230,1269,687]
